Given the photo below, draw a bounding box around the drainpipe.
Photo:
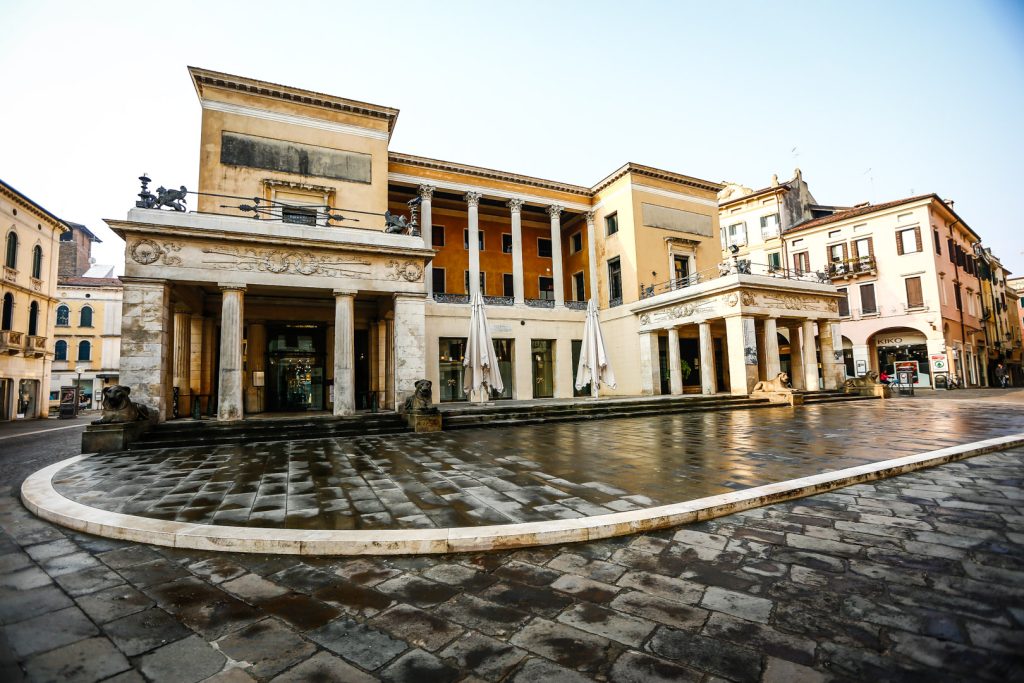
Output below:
[948,221,969,382]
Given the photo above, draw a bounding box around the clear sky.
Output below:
[1,0,1022,273]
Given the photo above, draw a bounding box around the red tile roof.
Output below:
[784,194,935,233]
[58,277,123,287]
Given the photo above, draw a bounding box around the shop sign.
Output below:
[876,332,928,346]
[929,354,948,373]
[894,360,920,384]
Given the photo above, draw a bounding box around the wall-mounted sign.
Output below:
[929,354,948,373]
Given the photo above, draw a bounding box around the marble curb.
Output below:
[21,434,1024,556]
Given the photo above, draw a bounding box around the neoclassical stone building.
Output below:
[110,68,844,421]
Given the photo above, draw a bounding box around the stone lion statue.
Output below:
[844,371,880,389]
[402,379,436,413]
[94,385,151,424]
[752,372,791,393]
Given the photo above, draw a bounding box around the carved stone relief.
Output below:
[200,247,371,278]
[129,239,182,266]
[385,260,424,282]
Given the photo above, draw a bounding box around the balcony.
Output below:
[0,330,24,355]
[25,335,47,358]
[640,260,829,300]
[565,300,588,311]
[525,298,554,309]
[482,296,514,306]
[432,293,470,305]
[827,256,876,280]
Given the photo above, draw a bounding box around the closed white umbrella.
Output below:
[575,298,616,398]
[463,293,504,402]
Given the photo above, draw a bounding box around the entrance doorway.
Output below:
[266,324,326,412]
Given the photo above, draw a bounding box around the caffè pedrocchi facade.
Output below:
[109,67,845,422]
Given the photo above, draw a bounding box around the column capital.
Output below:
[464,191,482,208]
[217,283,246,292]
[507,197,524,213]
[418,184,436,200]
[585,210,596,224]
[333,288,358,298]
[173,304,191,315]
[547,204,564,219]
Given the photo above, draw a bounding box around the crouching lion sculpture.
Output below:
[844,371,881,389]
[94,385,151,424]
[403,379,436,413]
[752,372,792,393]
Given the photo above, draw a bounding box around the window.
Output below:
[31,245,42,279]
[828,243,846,264]
[79,305,94,328]
[5,232,17,269]
[432,267,446,294]
[570,232,583,254]
[28,301,39,336]
[503,273,514,297]
[792,251,810,274]
[897,227,922,254]
[432,226,445,247]
[56,304,70,327]
[607,257,622,304]
[281,206,316,225]
[837,287,850,317]
[464,271,486,295]
[573,272,586,301]
[605,212,618,236]
[852,237,872,259]
[463,230,485,250]
[726,222,747,247]
[947,238,955,264]
[905,276,924,308]
[673,255,690,283]
[54,340,68,361]
[77,340,91,361]
[537,238,552,258]
[1,293,12,330]
[860,283,877,314]
[767,252,782,272]
[502,234,513,254]
[760,214,780,240]
[538,277,554,301]
[933,229,941,255]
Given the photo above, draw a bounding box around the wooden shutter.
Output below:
[860,283,877,313]
[947,238,955,263]
[897,230,905,255]
[905,277,924,308]
[842,242,849,261]
[914,227,922,252]
[866,237,874,256]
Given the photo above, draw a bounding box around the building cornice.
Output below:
[0,179,71,234]
[591,163,723,196]
[388,152,592,197]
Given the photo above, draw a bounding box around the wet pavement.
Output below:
[53,401,1024,530]
[2,431,1023,681]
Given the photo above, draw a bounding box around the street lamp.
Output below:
[74,366,86,416]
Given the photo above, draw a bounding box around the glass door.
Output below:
[266,325,325,412]
[490,339,514,400]
[532,340,554,398]
[439,338,467,402]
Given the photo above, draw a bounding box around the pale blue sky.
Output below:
[1,0,1022,272]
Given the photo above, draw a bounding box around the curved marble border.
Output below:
[22,433,1024,556]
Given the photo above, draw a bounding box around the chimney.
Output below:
[944,198,955,209]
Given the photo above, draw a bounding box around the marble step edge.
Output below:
[23,433,1022,556]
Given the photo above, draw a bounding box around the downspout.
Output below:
[948,221,969,382]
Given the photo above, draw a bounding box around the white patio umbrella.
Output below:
[463,293,504,403]
[575,298,616,398]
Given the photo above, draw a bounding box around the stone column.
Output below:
[189,315,203,396]
[638,330,660,395]
[802,319,820,391]
[393,293,427,410]
[548,205,565,306]
[172,306,191,418]
[585,211,598,302]
[466,192,482,298]
[246,322,266,412]
[699,321,717,395]
[788,326,805,390]
[667,326,683,395]
[333,290,356,416]
[200,317,215,400]
[818,319,840,390]
[419,185,435,297]
[763,316,781,379]
[384,313,395,409]
[725,316,758,395]
[120,279,172,421]
[217,284,245,421]
[508,198,526,305]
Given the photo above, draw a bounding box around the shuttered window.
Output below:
[947,238,955,263]
[897,227,922,254]
[852,237,873,259]
[792,251,810,273]
[837,288,850,317]
[933,229,941,255]
[905,277,924,308]
[860,283,877,314]
[954,284,963,311]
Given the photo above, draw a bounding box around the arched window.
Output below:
[28,301,39,336]
[1,293,12,331]
[5,232,18,269]
[56,305,69,327]
[54,340,67,361]
[79,305,93,328]
[77,340,91,361]
[31,245,42,279]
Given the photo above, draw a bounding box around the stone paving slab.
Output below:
[3,442,1024,680]
[49,402,1024,531]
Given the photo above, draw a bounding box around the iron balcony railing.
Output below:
[826,256,876,279]
[526,298,555,309]
[639,260,829,299]
[565,300,588,310]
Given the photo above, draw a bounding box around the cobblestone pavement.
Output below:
[52,401,1024,530]
[4,441,1024,681]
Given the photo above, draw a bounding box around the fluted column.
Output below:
[725,315,758,395]
[638,330,660,395]
[172,306,191,418]
[802,319,819,391]
[246,322,266,413]
[508,198,525,305]
[585,211,598,301]
[818,319,839,390]
[699,321,717,395]
[788,326,805,390]
[668,326,683,395]
[548,205,565,306]
[466,192,482,298]
[333,289,356,415]
[217,284,245,421]
[419,185,435,297]
[763,316,781,379]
